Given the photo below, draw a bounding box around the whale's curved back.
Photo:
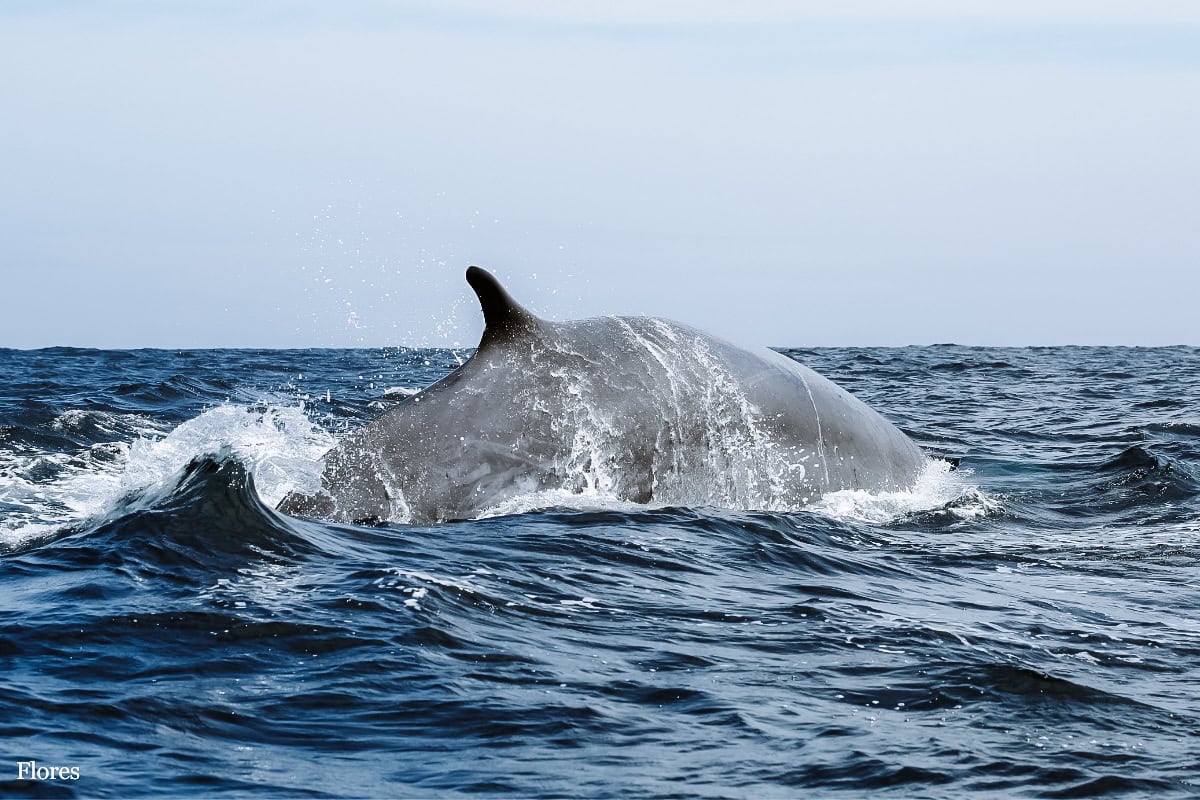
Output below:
[278,265,927,524]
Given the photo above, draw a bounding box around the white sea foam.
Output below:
[381,386,421,397]
[49,408,164,438]
[0,404,335,548]
[810,458,998,524]
[475,457,993,525]
[375,568,488,611]
[477,487,651,520]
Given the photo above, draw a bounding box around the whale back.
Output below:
[278,267,926,524]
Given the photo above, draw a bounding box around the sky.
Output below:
[1,1,1198,349]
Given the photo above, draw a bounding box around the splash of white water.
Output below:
[810,459,997,524]
[0,404,334,548]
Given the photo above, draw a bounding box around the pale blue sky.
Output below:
[2,1,1198,348]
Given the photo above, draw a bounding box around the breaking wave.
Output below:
[0,403,333,549]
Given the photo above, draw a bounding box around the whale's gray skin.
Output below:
[278,267,926,524]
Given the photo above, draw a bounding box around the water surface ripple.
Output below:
[1,345,1197,798]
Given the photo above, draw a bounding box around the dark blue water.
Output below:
[2,346,1198,798]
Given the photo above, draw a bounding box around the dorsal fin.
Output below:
[465,266,540,346]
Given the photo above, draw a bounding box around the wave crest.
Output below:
[0,404,333,549]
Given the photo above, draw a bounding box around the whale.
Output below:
[277,267,927,524]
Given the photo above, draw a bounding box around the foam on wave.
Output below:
[810,458,999,524]
[0,404,334,548]
[479,457,992,525]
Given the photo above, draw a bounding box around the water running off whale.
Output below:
[278,267,928,524]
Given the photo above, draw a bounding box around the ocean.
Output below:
[1,344,1197,798]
